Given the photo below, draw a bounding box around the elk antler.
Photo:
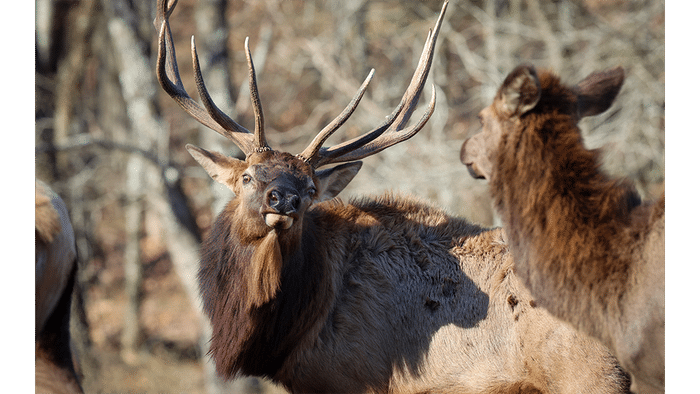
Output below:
[298,0,448,168]
[154,0,269,156]
[155,0,447,163]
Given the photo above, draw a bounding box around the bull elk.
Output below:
[35,180,83,394]
[156,0,630,392]
[460,64,664,393]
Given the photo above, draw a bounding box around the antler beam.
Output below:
[299,0,448,167]
[154,0,267,156]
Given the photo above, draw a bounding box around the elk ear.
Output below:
[496,64,541,118]
[314,161,363,202]
[186,144,247,191]
[575,66,624,118]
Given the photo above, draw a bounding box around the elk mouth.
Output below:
[264,213,294,230]
[465,163,486,180]
[460,139,485,180]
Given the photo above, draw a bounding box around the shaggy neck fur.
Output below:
[198,198,334,381]
[490,72,642,344]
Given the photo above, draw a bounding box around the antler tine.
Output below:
[324,86,436,164]
[297,69,376,163]
[302,99,407,166]
[244,37,269,152]
[308,0,448,168]
[191,37,258,153]
[155,0,258,156]
[153,0,177,35]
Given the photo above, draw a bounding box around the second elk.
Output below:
[156,1,630,392]
[460,64,664,393]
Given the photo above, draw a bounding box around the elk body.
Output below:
[156,1,630,392]
[35,180,82,394]
[460,65,664,393]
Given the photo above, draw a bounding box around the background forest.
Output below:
[32,0,664,392]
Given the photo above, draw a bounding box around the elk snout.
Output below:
[459,138,471,166]
[267,189,301,215]
[460,137,487,180]
[264,188,300,230]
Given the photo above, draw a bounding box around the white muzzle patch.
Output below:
[264,213,294,230]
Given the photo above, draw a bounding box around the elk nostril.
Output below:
[268,190,283,211]
[288,194,300,211]
[268,189,301,214]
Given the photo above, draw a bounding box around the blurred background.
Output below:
[34,0,664,392]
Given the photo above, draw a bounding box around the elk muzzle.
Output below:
[460,138,486,180]
[264,187,301,230]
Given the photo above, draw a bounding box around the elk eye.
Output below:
[308,187,316,198]
[242,174,252,184]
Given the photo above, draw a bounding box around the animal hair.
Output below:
[198,189,632,393]
[478,66,663,393]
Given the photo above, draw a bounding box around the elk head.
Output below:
[460,64,625,181]
[155,0,446,303]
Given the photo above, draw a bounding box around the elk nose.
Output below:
[267,189,300,214]
[459,138,470,165]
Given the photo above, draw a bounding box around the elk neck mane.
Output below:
[198,197,338,380]
[491,70,643,308]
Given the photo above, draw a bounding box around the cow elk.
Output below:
[460,64,664,393]
[35,180,83,394]
[156,0,630,392]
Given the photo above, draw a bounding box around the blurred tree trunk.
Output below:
[101,0,216,389]
[121,155,146,364]
[51,0,95,180]
[102,0,150,365]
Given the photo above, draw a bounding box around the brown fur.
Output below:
[460,65,664,393]
[35,180,83,394]
[191,147,630,393]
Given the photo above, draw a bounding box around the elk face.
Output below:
[460,64,624,181]
[246,153,313,232]
[460,65,540,181]
[187,145,362,237]
[460,105,509,180]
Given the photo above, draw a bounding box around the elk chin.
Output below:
[249,230,283,307]
[264,213,294,230]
